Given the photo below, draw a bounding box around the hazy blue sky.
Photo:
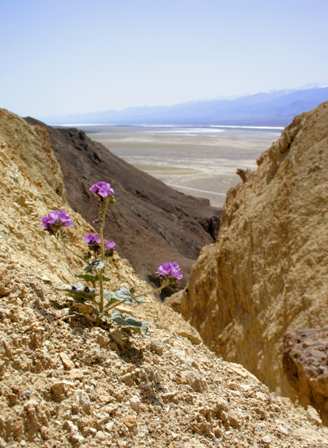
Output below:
[1,0,327,117]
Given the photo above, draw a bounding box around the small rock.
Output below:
[122,415,137,432]
[177,372,207,392]
[59,352,75,370]
[227,410,242,429]
[191,376,207,393]
[122,372,135,386]
[191,420,212,436]
[261,435,272,445]
[215,398,229,412]
[129,395,142,412]
[213,426,223,438]
[96,332,109,348]
[277,423,290,435]
[29,326,45,349]
[176,329,202,346]
[75,390,91,414]
[149,340,164,355]
[65,421,85,445]
[87,428,97,436]
[51,381,72,402]
[2,339,13,358]
[105,421,114,432]
[95,431,107,440]
[161,391,178,403]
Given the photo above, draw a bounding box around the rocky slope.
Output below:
[1,108,328,446]
[174,102,328,418]
[25,117,219,283]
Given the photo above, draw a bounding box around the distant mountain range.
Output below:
[45,86,328,126]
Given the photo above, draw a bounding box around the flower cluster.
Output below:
[41,210,73,234]
[156,261,183,281]
[84,233,101,247]
[84,233,116,255]
[41,179,183,335]
[89,181,115,199]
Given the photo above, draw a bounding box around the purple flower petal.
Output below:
[56,210,74,227]
[156,262,183,281]
[89,181,115,199]
[41,210,73,233]
[105,240,116,251]
[84,233,101,246]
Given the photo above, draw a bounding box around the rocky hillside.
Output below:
[25,117,219,283]
[174,102,328,420]
[1,108,328,446]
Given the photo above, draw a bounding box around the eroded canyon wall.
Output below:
[177,102,328,406]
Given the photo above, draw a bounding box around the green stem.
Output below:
[104,300,123,312]
[98,198,110,313]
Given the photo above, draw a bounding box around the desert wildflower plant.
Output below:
[41,181,183,335]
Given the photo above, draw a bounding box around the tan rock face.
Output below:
[1,108,328,446]
[178,102,328,406]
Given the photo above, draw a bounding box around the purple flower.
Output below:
[41,210,73,233]
[156,262,183,281]
[89,181,115,199]
[84,233,101,246]
[105,240,116,255]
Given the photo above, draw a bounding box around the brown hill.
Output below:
[1,108,328,446]
[174,102,328,420]
[25,117,219,283]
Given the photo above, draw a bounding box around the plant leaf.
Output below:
[85,259,105,273]
[76,273,98,283]
[110,310,148,334]
[103,287,137,307]
[114,287,134,303]
[103,291,123,306]
[114,287,144,304]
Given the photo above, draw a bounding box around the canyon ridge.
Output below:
[173,101,328,422]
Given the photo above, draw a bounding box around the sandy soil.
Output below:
[86,126,282,207]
